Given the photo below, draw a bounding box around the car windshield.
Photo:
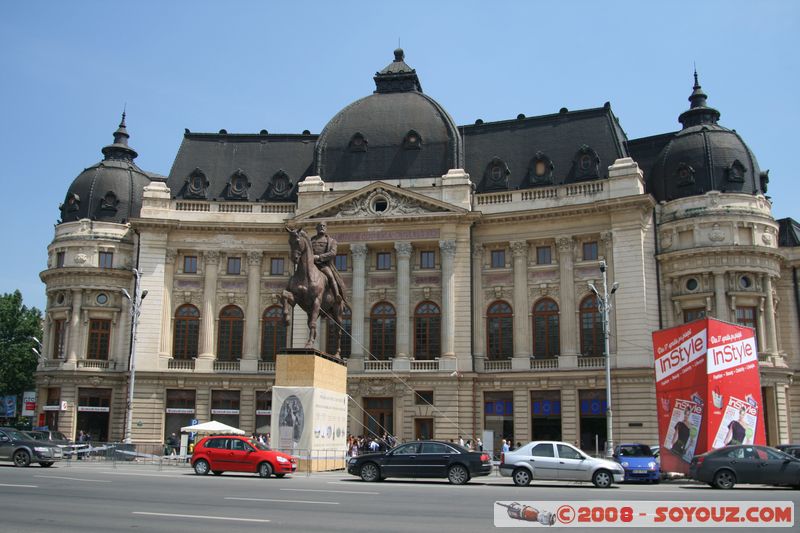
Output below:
[25,431,44,440]
[3,429,27,440]
[52,432,68,440]
[618,444,653,457]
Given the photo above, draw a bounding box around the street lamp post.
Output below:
[122,268,147,444]
[589,260,618,458]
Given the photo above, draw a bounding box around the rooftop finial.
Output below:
[102,111,138,161]
[678,68,720,128]
[394,48,404,62]
[693,67,699,89]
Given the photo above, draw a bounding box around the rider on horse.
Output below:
[310,222,346,304]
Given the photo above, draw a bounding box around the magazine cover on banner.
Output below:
[652,318,765,474]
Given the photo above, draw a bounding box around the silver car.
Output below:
[499,441,625,488]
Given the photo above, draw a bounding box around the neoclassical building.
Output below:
[36,50,800,453]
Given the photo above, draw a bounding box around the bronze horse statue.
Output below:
[281,227,345,357]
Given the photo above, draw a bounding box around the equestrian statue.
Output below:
[282,222,347,358]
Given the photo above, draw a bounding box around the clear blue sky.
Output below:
[1,1,798,311]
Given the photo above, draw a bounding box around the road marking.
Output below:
[280,488,379,495]
[0,483,38,488]
[132,512,270,523]
[35,475,111,483]
[226,497,339,505]
[100,471,185,478]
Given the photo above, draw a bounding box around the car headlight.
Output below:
[648,461,657,469]
[621,461,629,467]
[348,458,357,465]
[276,456,289,463]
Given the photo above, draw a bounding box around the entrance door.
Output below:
[77,388,112,441]
[415,418,433,440]
[363,397,393,439]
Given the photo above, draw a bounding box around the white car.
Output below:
[499,441,625,488]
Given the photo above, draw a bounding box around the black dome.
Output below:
[649,74,767,202]
[314,49,463,182]
[59,114,151,224]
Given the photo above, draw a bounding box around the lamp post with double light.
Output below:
[588,260,619,458]
[122,268,147,444]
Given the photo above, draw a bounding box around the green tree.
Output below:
[0,290,42,396]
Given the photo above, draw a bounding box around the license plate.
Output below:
[632,469,647,474]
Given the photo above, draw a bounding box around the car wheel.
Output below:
[39,462,54,468]
[360,462,380,482]
[193,459,210,475]
[212,470,223,476]
[713,469,736,490]
[512,467,532,486]
[258,462,273,478]
[448,464,470,485]
[13,450,31,467]
[275,473,286,478]
[592,469,613,488]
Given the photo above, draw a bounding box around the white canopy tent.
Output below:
[180,420,245,435]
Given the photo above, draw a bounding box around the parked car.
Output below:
[347,440,492,484]
[0,427,63,467]
[775,444,800,459]
[191,435,296,477]
[613,443,660,483]
[499,441,624,488]
[689,445,800,489]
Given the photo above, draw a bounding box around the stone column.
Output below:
[199,251,219,360]
[439,240,457,358]
[243,251,263,364]
[663,276,674,328]
[349,244,368,367]
[394,242,413,359]
[159,249,176,357]
[511,241,530,365]
[557,237,578,364]
[713,272,728,322]
[472,244,485,368]
[762,274,778,355]
[66,289,83,364]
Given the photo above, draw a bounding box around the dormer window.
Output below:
[65,193,80,213]
[185,168,209,199]
[100,191,119,212]
[348,132,368,152]
[481,157,510,192]
[403,129,422,150]
[527,152,554,186]
[676,162,695,187]
[265,170,293,201]
[570,145,600,181]
[726,160,746,183]
[226,169,250,200]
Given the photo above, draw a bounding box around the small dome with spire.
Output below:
[649,72,767,202]
[59,113,151,224]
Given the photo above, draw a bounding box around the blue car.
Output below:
[613,443,660,483]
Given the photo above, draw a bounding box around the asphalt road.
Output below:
[0,462,797,532]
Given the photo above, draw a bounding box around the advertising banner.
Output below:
[3,395,17,418]
[653,318,765,474]
[22,391,36,416]
[271,386,348,460]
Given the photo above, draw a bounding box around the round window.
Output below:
[373,198,388,212]
[535,160,547,177]
[232,177,246,193]
[580,154,592,171]
[96,293,108,305]
[191,175,204,191]
[686,278,698,291]
[740,276,752,289]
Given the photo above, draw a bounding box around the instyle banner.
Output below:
[653,318,765,474]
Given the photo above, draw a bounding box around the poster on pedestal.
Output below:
[271,386,348,460]
[652,318,765,475]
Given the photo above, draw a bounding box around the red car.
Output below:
[191,435,297,478]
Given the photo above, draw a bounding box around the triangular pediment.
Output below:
[295,182,467,222]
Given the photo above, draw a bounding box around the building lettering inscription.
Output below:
[333,229,439,243]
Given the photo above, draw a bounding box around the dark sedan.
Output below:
[347,440,492,485]
[689,445,800,489]
[0,427,63,467]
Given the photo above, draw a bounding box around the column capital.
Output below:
[204,250,220,264]
[439,239,456,258]
[165,249,177,264]
[510,240,528,258]
[247,251,263,266]
[350,243,368,259]
[472,243,484,259]
[601,231,613,246]
[557,236,574,252]
[394,241,413,258]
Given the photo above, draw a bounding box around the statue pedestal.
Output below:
[271,349,348,472]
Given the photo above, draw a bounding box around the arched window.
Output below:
[579,296,603,357]
[487,301,513,360]
[217,305,244,361]
[173,304,200,360]
[369,302,396,360]
[532,298,559,358]
[414,301,441,360]
[261,305,286,362]
[326,306,352,357]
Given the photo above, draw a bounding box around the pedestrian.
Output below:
[501,439,510,453]
[458,435,464,447]
[477,437,483,451]
[166,432,179,455]
[77,430,86,460]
